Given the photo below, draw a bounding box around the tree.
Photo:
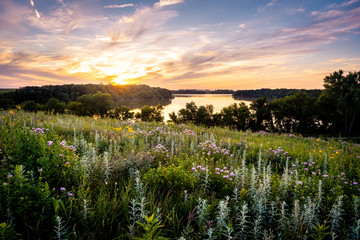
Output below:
[249,96,272,131]
[22,101,37,112]
[46,98,66,114]
[318,70,360,135]
[67,101,84,116]
[107,106,134,120]
[77,92,114,116]
[135,105,164,122]
[219,102,250,130]
[270,92,317,133]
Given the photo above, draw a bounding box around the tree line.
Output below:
[0,84,172,109]
[169,70,360,136]
[232,88,322,100]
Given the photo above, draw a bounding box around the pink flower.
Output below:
[215,168,220,171]
[230,172,235,177]
[48,141,53,146]
[297,181,303,185]
[223,175,229,178]
[60,187,66,191]
[192,167,196,171]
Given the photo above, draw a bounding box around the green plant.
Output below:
[133,213,168,240]
[310,223,330,240]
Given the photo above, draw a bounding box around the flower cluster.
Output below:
[60,141,76,151]
[182,129,196,136]
[269,147,288,156]
[31,127,49,135]
[154,144,170,158]
[198,140,232,158]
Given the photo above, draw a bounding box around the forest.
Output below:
[0,84,172,110]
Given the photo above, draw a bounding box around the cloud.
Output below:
[104,4,134,9]
[155,0,184,8]
[257,0,277,13]
[328,0,360,8]
[30,0,34,7]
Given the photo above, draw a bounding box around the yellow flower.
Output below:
[319,150,322,153]
[336,151,339,154]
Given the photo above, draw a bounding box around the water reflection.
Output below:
[163,94,251,122]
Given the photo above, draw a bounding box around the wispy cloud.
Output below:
[104,4,134,9]
[155,0,184,8]
[257,0,277,13]
[328,0,360,9]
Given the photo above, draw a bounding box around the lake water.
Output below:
[162,94,252,122]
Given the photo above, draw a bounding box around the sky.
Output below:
[0,0,359,90]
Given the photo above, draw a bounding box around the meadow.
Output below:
[1,109,360,239]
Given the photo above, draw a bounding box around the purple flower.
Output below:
[318,169,321,172]
[3,183,7,185]
[312,172,316,175]
[297,181,303,185]
[341,172,345,175]
[223,167,227,170]
[197,165,201,169]
[223,175,229,178]
[220,170,224,172]
[345,182,348,184]
[354,182,358,185]
[342,178,345,180]
[60,187,66,191]
[292,164,296,167]
[7,174,13,178]
[230,172,235,177]
[216,172,220,175]
[48,141,53,146]
[38,168,43,172]
[201,168,206,171]
[322,175,329,178]
[192,167,196,171]
[312,162,316,165]
[65,162,70,165]
[215,168,220,171]
[308,164,312,167]
[304,168,308,171]
[67,192,73,197]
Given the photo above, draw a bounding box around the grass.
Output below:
[1,109,360,239]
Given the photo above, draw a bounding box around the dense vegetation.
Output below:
[169,70,360,136]
[1,110,360,239]
[0,84,172,110]
[232,89,322,100]
[172,89,234,94]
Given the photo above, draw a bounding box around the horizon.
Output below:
[0,0,359,89]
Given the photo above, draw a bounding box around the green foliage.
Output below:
[134,213,168,240]
[143,164,196,191]
[0,222,20,240]
[77,92,113,116]
[135,105,164,122]
[310,224,330,240]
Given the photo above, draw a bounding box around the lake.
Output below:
[162,94,252,122]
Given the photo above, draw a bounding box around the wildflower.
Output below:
[3,183,7,185]
[201,168,206,171]
[38,168,43,172]
[304,168,308,171]
[67,192,73,197]
[223,167,227,170]
[322,175,329,178]
[197,165,201,169]
[7,174,13,178]
[48,141,53,146]
[342,178,345,180]
[297,181,303,185]
[354,182,358,185]
[230,172,234,177]
[341,172,345,175]
[223,175,229,178]
[220,170,224,172]
[345,182,348,184]
[60,187,66,191]
[215,168,220,171]
[59,154,63,157]
[216,172,220,175]
[312,162,316,165]
[192,167,196,171]
[318,169,321,172]
[292,164,296,167]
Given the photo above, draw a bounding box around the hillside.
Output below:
[0,84,172,109]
